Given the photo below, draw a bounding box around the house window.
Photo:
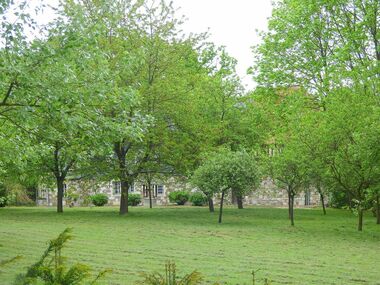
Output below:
[157,185,164,195]
[143,185,163,197]
[113,182,134,194]
[113,181,121,195]
[143,185,148,197]
[40,189,47,198]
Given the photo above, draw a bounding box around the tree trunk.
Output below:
[288,192,295,226]
[231,191,236,204]
[218,191,225,224]
[320,193,326,215]
[376,194,380,225]
[148,185,152,209]
[358,208,364,231]
[348,193,353,209]
[288,189,291,219]
[237,194,243,209]
[115,143,129,215]
[208,197,214,212]
[119,180,129,215]
[56,177,64,213]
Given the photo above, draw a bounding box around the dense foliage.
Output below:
[251,0,380,230]
[0,0,378,231]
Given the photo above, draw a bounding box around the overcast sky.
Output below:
[28,0,273,89]
[174,0,273,89]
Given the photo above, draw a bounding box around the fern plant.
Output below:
[15,228,110,285]
[139,261,203,285]
[140,263,272,285]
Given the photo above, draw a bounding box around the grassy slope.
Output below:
[0,206,379,285]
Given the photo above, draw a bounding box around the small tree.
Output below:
[267,144,309,226]
[192,150,260,223]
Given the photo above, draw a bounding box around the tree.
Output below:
[191,159,218,213]
[252,0,379,100]
[317,89,380,231]
[267,144,310,226]
[17,2,135,213]
[192,150,260,223]
[69,0,214,215]
[252,87,312,226]
[0,1,47,179]
[252,0,380,230]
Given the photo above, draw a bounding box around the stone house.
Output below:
[37,176,321,207]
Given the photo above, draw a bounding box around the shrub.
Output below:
[169,191,190,205]
[128,194,141,206]
[0,184,7,207]
[4,185,35,206]
[90,193,108,206]
[0,197,7,207]
[189,192,207,206]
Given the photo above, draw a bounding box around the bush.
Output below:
[90,193,108,206]
[169,191,190,205]
[3,185,35,206]
[190,192,208,206]
[0,184,7,207]
[0,197,7,207]
[128,194,141,206]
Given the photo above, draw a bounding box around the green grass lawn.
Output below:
[0,206,379,284]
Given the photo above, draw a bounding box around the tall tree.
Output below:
[68,0,212,215]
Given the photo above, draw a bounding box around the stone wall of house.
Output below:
[243,178,321,207]
[36,177,322,208]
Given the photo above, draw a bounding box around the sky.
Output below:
[23,0,274,89]
[173,0,273,89]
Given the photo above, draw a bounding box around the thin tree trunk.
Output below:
[290,194,295,226]
[358,208,364,231]
[288,189,291,219]
[237,194,243,209]
[320,193,326,215]
[208,196,214,212]
[148,185,152,209]
[348,193,353,209]
[218,191,225,224]
[376,194,380,225]
[56,177,64,213]
[115,143,129,215]
[119,180,129,215]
